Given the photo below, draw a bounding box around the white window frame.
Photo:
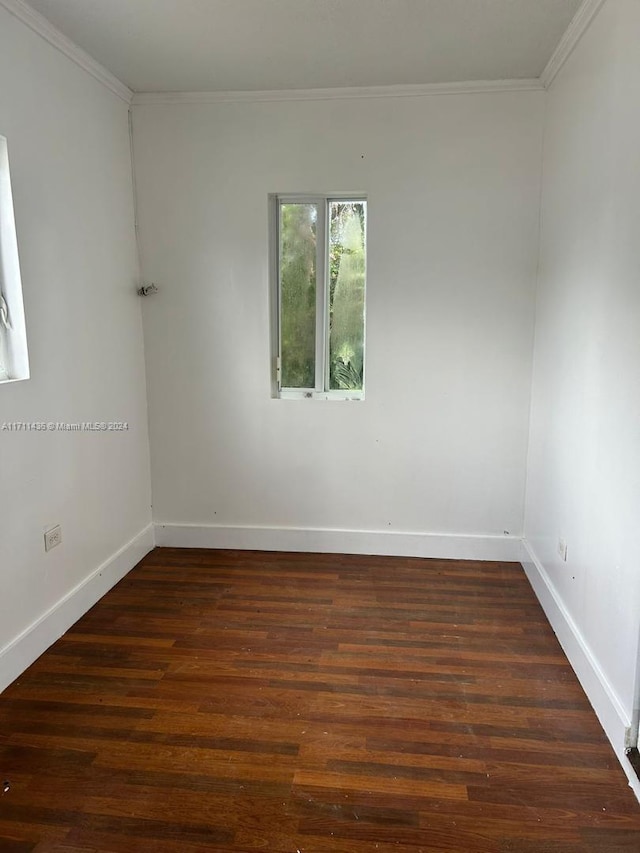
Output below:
[269,193,366,401]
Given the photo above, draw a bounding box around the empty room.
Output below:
[1,0,639,850]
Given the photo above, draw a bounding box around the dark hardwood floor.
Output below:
[0,548,639,852]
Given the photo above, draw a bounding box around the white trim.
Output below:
[0,0,133,103]
[0,523,154,693]
[540,0,607,89]
[521,539,640,802]
[132,79,543,106]
[154,523,521,562]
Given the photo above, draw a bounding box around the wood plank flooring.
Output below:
[1,548,639,852]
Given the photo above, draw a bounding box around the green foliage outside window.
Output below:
[279,199,366,392]
[329,202,366,390]
[280,203,316,388]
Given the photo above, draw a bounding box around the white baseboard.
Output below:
[521,539,639,802]
[154,522,521,562]
[0,523,155,693]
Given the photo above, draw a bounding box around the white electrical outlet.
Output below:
[557,537,568,562]
[44,525,62,552]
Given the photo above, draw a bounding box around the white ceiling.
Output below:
[25,0,584,94]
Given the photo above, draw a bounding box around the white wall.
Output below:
[134,91,544,556]
[524,0,640,794]
[0,6,153,688]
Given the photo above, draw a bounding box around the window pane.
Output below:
[328,201,366,391]
[279,203,317,389]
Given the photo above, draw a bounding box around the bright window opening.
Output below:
[271,195,366,400]
[0,135,29,384]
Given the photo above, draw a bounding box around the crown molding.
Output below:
[0,0,133,103]
[541,0,607,89]
[132,78,543,106]
[1,0,603,106]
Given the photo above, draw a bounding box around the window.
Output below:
[0,134,29,384]
[270,195,366,400]
[0,292,9,381]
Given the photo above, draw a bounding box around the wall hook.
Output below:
[137,283,158,297]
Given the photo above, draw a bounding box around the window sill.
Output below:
[277,389,364,402]
[0,375,29,386]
